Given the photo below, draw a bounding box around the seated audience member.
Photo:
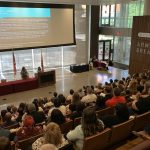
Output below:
[0,137,11,150]
[66,89,74,103]
[18,103,26,112]
[93,96,106,111]
[58,94,66,106]
[7,106,12,113]
[67,107,104,150]
[27,103,46,124]
[40,144,58,150]
[101,103,129,128]
[131,80,150,114]
[16,115,43,141]
[125,89,132,103]
[32,122,68,150]
[105,87,126,107]
[11,106,19,120]
[47,109,66,125]
[0,110,7,123]
[48,98,66,117]
[1,112,17,128]
[44,99,53,109]
[127,79,138,95]
[69,92,81,112]
[51,92,58,103]
[70,102,85,120]
[0,127,10,138]
[38,98,44,112]
[137,79,145,93]
[16,107,24,123]
[101,85,113,101]
[118,80,125,92]
[20,66,29,79]
[81,87,97,105]
[94,83,103,94]
[78,88,85,98]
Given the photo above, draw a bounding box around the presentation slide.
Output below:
[0,3,75,51]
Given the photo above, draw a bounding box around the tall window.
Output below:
[101,5,115,26]
[100,0,144,28]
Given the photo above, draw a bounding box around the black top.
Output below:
[135,96,150,114]
[100,115,128,128]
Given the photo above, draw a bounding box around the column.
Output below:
[90,5,100,59]
[144,0,150,15]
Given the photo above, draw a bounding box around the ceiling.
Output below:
[0,0,137,5]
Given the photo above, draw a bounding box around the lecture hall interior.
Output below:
[0,0,150,150]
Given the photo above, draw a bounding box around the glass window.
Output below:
[101,5,110,25]
[100,0,144,28]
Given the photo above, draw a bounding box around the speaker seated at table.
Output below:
[20,67,29,80]
[37,70,56,87]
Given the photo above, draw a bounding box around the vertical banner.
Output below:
[41,50,44,72]
[12,52,17,78]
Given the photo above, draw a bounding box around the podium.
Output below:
[37,70,56,87]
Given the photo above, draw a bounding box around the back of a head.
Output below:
[7,106,12,112]
[27,103,36,113]
[96,96,105,107]
[40,144,58,150]
[1,110,7,121]
[54,92,57,97]
[5,112,12,122]
[53,98,61,108]
[110,79,113,83]
[12,106,17,113]
[44,122,62,147]
[70,89,74,95]
[113,87,121,96]
[0,137,11,150]
[19,103,26,110]
[82,107,103,137]
[82,107,97,124]
[72,92,80,103]
[105,85,112,94]
[51,109,65,125]
[58,94,66,104]
[23,115,35,127]
[87,87,92,94]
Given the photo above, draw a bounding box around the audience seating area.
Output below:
[7,110,150,150]
[0,70,150,150]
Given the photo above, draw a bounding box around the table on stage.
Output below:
[0,70,56,96]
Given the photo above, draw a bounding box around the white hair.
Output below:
[40,144,58,150]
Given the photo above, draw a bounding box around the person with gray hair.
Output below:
[26,103,45,124]
[40,144,58,150]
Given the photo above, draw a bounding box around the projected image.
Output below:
[0,3,75,50]
[0,7,51,18]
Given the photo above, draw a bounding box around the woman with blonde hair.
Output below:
[32,122,68,150]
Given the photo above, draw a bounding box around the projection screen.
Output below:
[0,2,75,51]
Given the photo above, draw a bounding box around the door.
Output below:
[98,40,112,61]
